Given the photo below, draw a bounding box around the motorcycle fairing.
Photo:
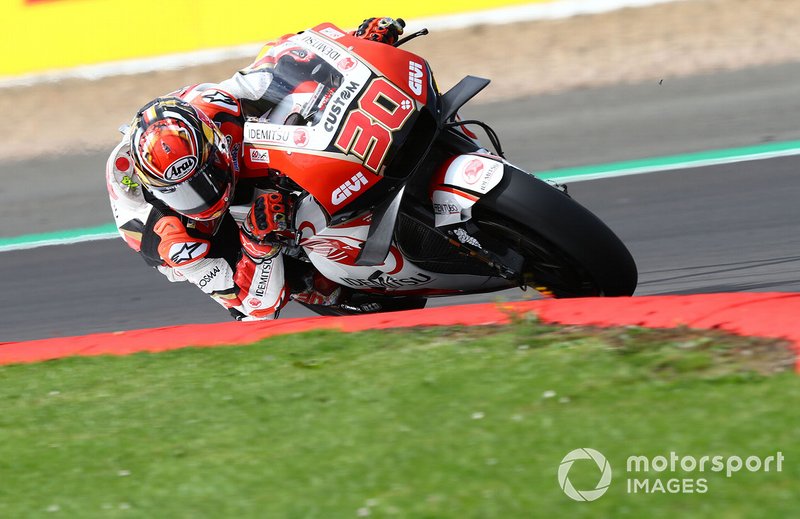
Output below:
[354,186,405,266]
[242,24,432,216]
[315,21,432,105]
[294,196,509,294]
[429,153,506,227]
[242,24,507,281]
[439,76,491,122]
[347,73,495,268]
[244,54,373,152]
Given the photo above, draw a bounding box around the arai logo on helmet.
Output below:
[164,156,198,181]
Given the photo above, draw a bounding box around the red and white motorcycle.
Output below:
[237,22,637,315]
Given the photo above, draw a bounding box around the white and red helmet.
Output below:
[130,97,236,222]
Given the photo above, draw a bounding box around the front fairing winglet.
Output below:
[354,186,405,266]
[438,76,490,124]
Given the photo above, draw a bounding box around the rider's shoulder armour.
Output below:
[106,136,152,253]
[182,85,243,119]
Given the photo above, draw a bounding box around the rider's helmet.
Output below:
[129,97,236,226]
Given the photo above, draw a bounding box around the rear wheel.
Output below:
[473,166,637,297]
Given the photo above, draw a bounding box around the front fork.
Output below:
[428,152,506,227]
[427,153,525,280]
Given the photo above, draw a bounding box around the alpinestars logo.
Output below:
[408,61,423,96]
[202,90,239,113]
[169,242,208,265]
[332,172,369,205]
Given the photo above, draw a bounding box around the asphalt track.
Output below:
[2,62,800,341]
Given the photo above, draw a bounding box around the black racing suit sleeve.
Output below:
[139,198,241,268]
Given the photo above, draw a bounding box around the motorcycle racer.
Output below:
[105,18,405,321]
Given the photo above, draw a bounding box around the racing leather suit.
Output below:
[106,21,400,321]
[105,79,290,320]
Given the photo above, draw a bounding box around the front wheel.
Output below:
[473,166,637,297]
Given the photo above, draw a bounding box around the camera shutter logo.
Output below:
[558,448,613,502]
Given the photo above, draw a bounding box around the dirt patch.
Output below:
[2,0,799,161]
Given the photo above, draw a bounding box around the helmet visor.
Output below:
[145,149,233,219]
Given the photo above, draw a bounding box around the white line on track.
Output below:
[1,143,795,253]
[0,233,120,253]
[546,147,800,184]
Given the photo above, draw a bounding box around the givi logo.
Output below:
[332,172,369,205]
[408,61,423,96]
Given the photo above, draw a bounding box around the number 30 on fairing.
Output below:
[334,77,415,173]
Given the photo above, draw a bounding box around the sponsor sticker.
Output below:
[114,155,132,172]
[320,27,345,40]
[201,90,239,113]
[168,241,208,264]
[479,162,502,191]
[198,266,221,288]
[462,159,484,185]
[231,142,241,172]
[120,175,139,191]
[332,172,369,205]
[254,262,273,297]
[164,156,197,181]
[250,149,270,164]
[341,273,433,289]
[323,80,361,132]
[301,34,342,61]
[293,128,309,147]
[247,126,291,144]
[408,61,423,96]
[337,57,357,72]
[433,202,460,215]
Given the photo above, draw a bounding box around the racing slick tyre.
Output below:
[472,165,637,297]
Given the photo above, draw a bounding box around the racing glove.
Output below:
[240,191,287,261]
[353,17,405,45]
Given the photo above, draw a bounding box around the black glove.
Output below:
[353,17,405,45]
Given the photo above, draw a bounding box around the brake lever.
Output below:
[394,28,429,47]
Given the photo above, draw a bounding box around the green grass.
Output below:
[0,319,797,518]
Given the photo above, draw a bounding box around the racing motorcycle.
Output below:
[233,22,637,315]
